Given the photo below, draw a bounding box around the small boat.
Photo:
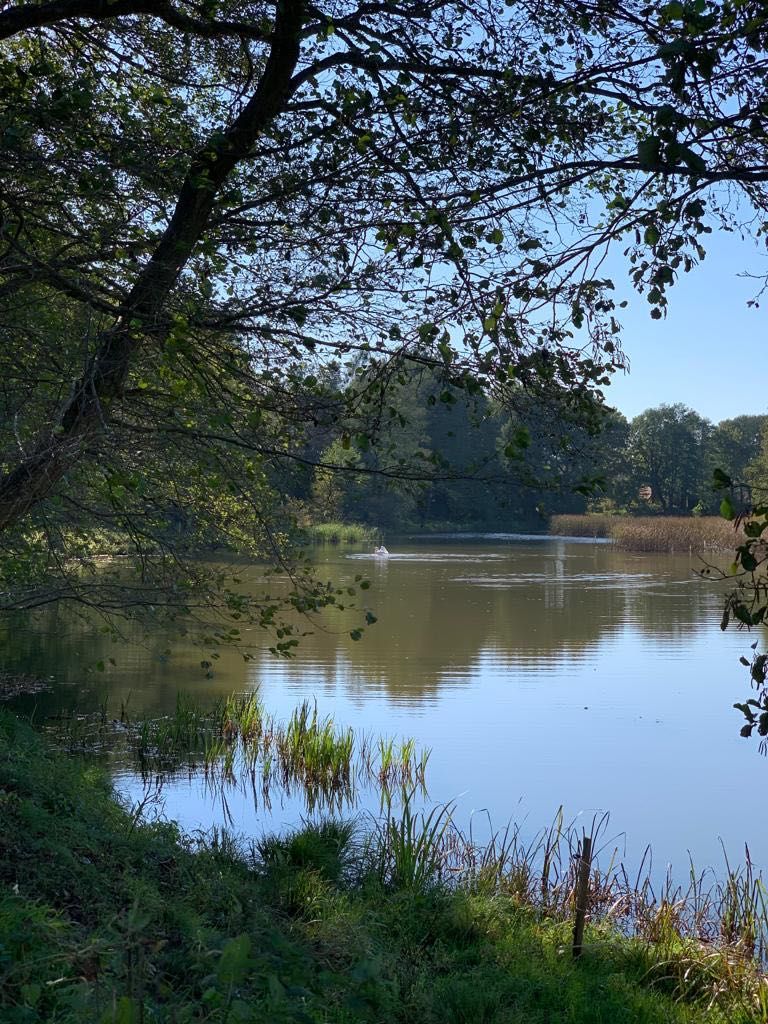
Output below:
[374,545,389,557]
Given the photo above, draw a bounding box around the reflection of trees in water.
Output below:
[488,576,625,660]
[0,603,254,720]
[618,559,729,641]
[256,546,716,700]
[0,544,733,714]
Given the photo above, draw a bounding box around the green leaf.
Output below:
[20,983,41,1007]
[734,702,755,721]
[677,144,706,174]
[217,934,252,986]
[720,496,735,520]
[734,605,753,625]
[643,224,660,246]
[741,550,758,572]
[637,136,662,170]
[102,997,141,1024]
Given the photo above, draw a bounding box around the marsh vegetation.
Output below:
[549,514,741,552]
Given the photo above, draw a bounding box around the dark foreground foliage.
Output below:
[0,712,763,1023]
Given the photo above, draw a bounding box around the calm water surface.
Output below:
[3,536,764,875]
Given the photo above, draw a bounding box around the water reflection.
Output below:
[1,538,764,874]
[1,541,731,707]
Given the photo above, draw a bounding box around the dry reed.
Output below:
[549,514,617,538]
[550,515,743,553]
[366,799,768,1012]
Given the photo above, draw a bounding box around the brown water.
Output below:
[2,535,763,874]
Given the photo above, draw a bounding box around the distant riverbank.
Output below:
[549,514,741,553]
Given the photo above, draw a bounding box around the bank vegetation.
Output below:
[2,712,768,1023]
[549,515,742,553]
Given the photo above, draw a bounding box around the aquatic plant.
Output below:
[549,513,618,538]
[300,522,379,545]
[370,789,455,891]
[46,691,428,817]
[8,710,768,1019]
[550,514,742,553]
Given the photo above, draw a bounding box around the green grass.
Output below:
[1,713,765,1022]
[48,692,430,813]
[300,522,379,545]
[550,514,742,552]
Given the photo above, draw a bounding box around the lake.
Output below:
[2,535,764,878]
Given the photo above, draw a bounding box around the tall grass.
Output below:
[8,711,768,1020]
[550,514,742,553]
[301,522,379,545]
[610,516,741,553]
[360,796,768,1011]
[4,712,765,1024]
[549,513,618,538]
[47,692,429,813]
[372,793,455,890]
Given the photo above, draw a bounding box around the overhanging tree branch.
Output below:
[0,0,273,42]
[0,0,305,531]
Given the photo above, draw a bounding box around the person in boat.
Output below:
[374,544,389,556]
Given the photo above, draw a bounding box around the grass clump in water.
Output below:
[301,521,379,545]
[47,692,429,815]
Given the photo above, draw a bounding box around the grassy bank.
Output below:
[550,514,741,553]
[1,713,766,1022]
[300,522,379,545]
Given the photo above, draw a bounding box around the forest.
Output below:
[288,369,768,532]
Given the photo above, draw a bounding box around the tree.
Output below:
[714,453,768,745]
[627,404,713,513]
[744,419,768,499]
[3,1,768,640]
[712,415,767,502]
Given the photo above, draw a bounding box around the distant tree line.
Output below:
[283,367,767,531]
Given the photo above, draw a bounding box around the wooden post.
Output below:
[572,834,592,959]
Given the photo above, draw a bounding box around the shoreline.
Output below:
[0,711,765,1022]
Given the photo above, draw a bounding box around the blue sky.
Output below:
[601,229,767,424]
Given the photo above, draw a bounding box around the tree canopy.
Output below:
[3,0,768,640]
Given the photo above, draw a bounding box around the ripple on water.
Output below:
[346,552,506,562]
[453,572,661,590]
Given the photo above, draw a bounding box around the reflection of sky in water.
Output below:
[3,538,763,880]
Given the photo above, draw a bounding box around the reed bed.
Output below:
[550,514,742,553]
[610,516,742,553]
[549,513,618,538]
